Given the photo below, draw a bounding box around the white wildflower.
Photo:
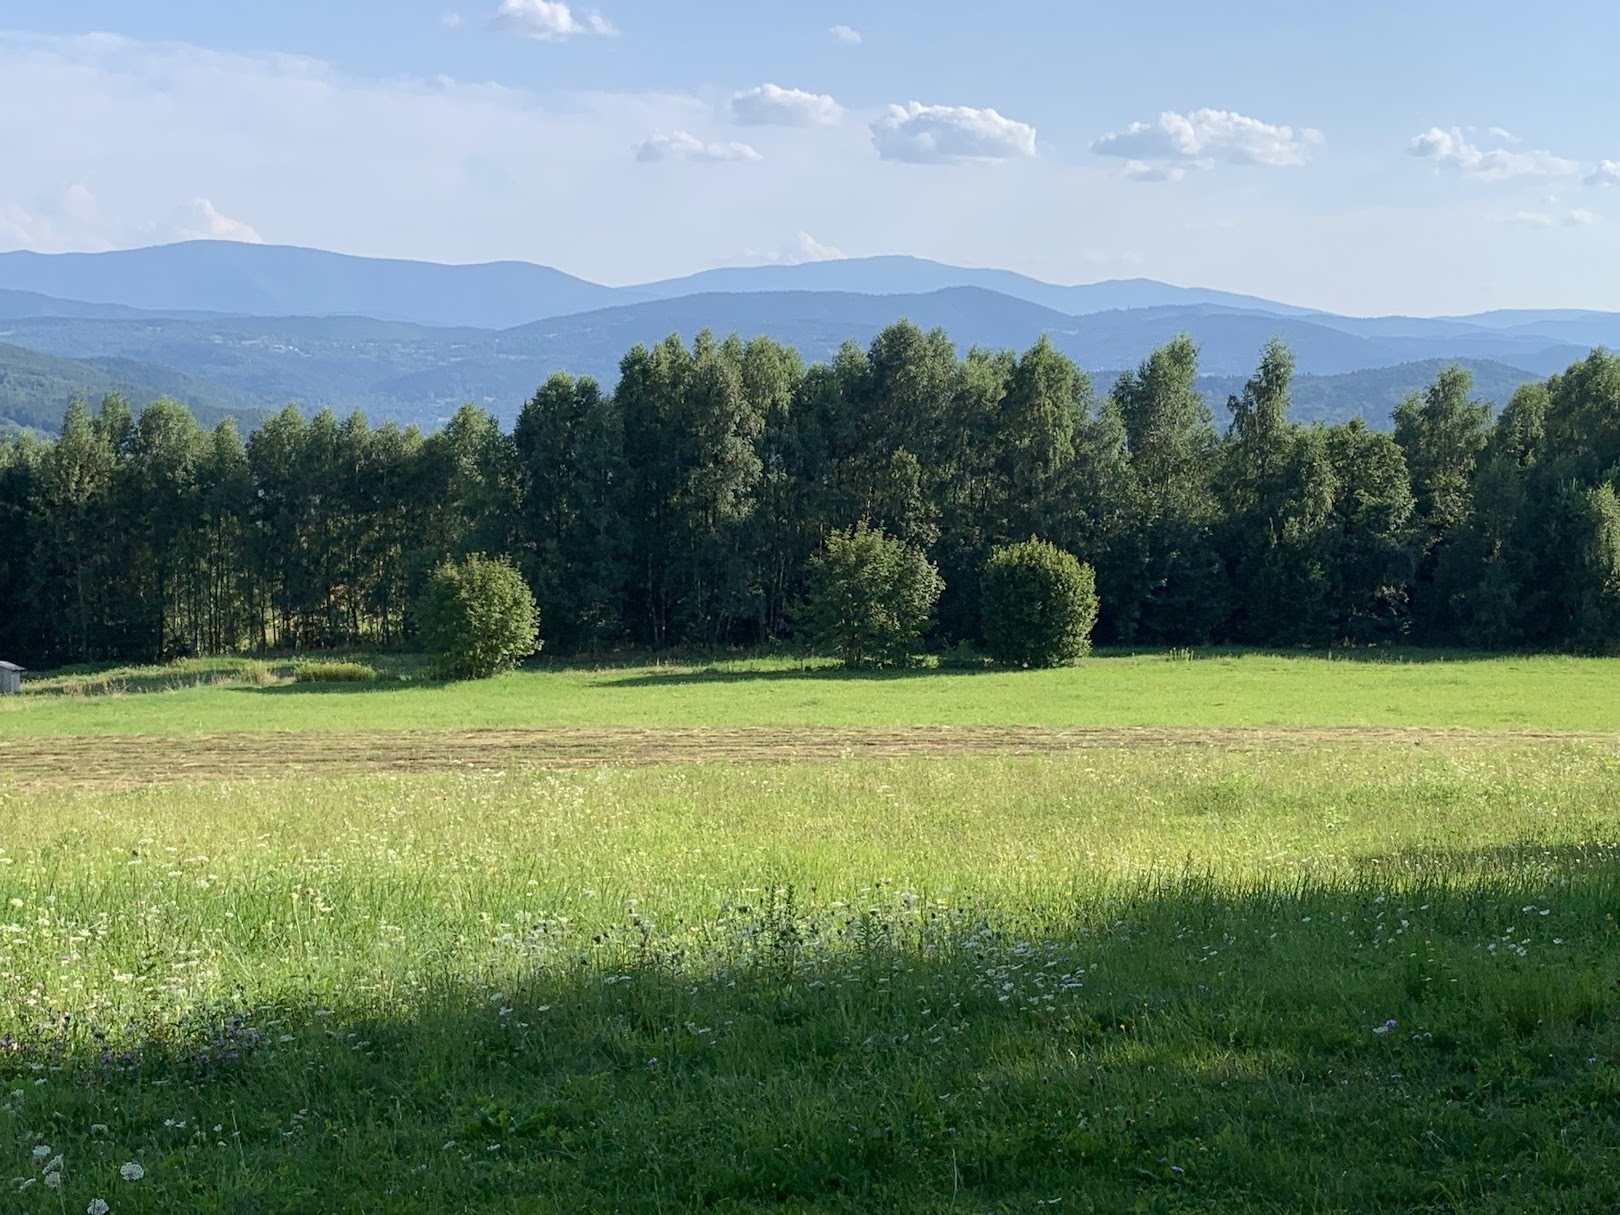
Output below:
[120,1161,145,1181]
[89,1200,111,1215]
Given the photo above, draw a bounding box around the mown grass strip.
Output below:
[3,724,1617,789]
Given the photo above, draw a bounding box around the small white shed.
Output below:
[0,661,23,695]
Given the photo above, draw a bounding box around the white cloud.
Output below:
[1092,109,1321,176]
[730,84,842,128]
[62,183,99,225]
[0,203,54,249]
[1408,127,1578,181]
[737,231,848,265]
[830,25,862,45]
[793,231,844,261]
[1487,126,1519,144]
[1124,161,1185,184]
[442,12,463,29]
[0,185,112,252]
[1,32,1613,315]
[635,130,762,163]
[1588,160,1620,187]
[871,102,1037,164]
[1508,209,1595,229]
[0,32,737,261]
[181,198,263,243]
[489,0,614,40]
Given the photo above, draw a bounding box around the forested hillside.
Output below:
[1193,359,1540,427]
[2,324,1616,665]
[0,291,1566,433]
[0,340,271,436]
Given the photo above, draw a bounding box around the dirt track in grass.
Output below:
[2,725,1616,789]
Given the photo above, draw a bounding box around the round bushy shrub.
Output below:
[416,553,541,680]
[980,539,1098,668]
[803,523,943,668]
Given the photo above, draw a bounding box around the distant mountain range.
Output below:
[0,242,1329,328]
[1,240,1614,436]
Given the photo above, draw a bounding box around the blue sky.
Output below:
[1,0,1617,313]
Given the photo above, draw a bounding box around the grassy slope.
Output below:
[3,749,1619,1212]
[4,651,1618,736]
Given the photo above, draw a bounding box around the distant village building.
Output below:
[0,661,23,695]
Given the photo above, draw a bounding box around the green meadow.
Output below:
[3,650,1617,735]
[2,656,1619,1212]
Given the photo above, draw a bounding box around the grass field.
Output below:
[3,653,1619,1212]
[2,650,1617,736]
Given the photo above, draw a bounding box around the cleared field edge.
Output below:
[2,725,1617,790]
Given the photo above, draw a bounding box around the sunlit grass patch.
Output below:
[4,649,1618,735]
[2,746,1619,1210]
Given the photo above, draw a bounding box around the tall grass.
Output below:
[3,746,1618,1211]
[289,659,382,684]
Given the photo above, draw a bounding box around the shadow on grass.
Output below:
[19,645,1565,700]
[595,663,1000,689]
[593,645,1541,689]
[7,855,1619,1214]
[225,678,417,697]
[1143,644,1571,666]
[230,666,939,694]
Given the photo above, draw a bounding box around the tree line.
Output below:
[1,324,1617,666]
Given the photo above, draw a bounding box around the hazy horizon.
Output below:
[6,237,1618,324]
[1,1,1617,316]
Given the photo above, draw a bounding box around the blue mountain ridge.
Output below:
[5,238,1597,331]
[0,242,1613,434]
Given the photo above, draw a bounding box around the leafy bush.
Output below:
[980,539,1099,668]
[802,524,943,668]
[416,554,542,680]
[290,660,379,684]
